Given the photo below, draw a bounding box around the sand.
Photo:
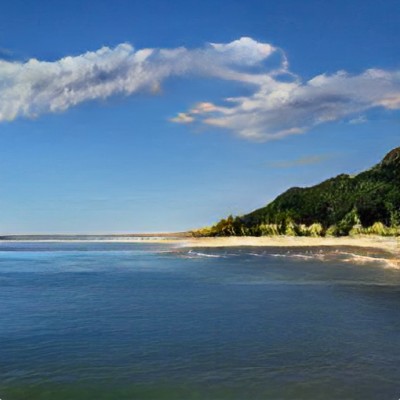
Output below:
[4,234,397,253]
[176,235,400,268]
[181,235,398,251]
[1,234,399,267]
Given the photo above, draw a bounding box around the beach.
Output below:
[38,234,395,257]
[180,236,400,269]
[182,235,399,252]
[1,234,398,267]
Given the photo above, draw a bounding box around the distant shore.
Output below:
[0,232,191,241]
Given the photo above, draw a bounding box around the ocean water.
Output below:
[0,241,399,400]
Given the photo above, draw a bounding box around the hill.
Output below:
[194,147,400,237]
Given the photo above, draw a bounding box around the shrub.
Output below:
[326,225,339,237]
[368,222,389,236]
[259,223,279,236]
[308,223,324,237]
[285,220,297,236]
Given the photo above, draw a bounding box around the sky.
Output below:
[0,0,399,234]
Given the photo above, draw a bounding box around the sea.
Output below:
[0,239,399,400]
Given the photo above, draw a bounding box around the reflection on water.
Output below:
[0,242,399,400]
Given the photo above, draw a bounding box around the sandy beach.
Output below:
[177,235,400,268]
[2,234,398,254]
[181,235,399,252]
[1,234,399,267]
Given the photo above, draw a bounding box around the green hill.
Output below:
[194,147,400,237]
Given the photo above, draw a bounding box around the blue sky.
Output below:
[0,0,399,233]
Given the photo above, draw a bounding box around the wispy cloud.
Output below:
[169,112,194,124]
[176,69,400,141]
[269,154,331,168]
[0,37,276,122]
[0,47,13,58]
[349,115,367,124]
[1,37,399,141]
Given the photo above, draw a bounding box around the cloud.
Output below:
[1,37,399,141]
[0,47,13,58]
[349,115,367,124]
[169,112,194,124]
[269,154,331,168]
[190,102,218,114]
[0,37,277,122]
[209,37,275,65]
[176,68,400,140]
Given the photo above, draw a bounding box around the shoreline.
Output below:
[0,235,398,268]
[181,235,399,251]
[0,235,398,252]
[180,235,400,269]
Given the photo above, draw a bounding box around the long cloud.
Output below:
[0,37,399,140]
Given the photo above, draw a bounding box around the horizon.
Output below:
[0,0,399,234]
[0,144,398,236]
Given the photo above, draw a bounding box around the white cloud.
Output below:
[210,37,275,65]
[1,37,399,141]
[169,112,194,124]
[190,102,218,114]
[177,68,400,140]
[0,37,275,122]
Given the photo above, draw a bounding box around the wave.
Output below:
[185,250,225,259]
[247,252,266,257]
[267,252,324,261]
[337,251,399,269]
[249,249,399,269]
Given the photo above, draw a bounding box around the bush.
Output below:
[337,208,361,236]
[259,223,279,236]
[368,222,389,236]
[284,220,297,236]
[326,225,339,237]
[308,223,324,237]
[296,224,309,236]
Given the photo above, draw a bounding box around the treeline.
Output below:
[193,147,400,237]
[192,211,400,237]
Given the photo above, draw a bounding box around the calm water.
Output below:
[0,241,399,400]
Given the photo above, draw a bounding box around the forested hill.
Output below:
[194,147,400,237]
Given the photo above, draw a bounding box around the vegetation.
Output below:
[193,147,400,237]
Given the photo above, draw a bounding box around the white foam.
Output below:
[187,250,224,258]
[338,251,399,269]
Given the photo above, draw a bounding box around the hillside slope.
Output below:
[195,147,400,237]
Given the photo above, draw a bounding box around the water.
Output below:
[0,241,399,399]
